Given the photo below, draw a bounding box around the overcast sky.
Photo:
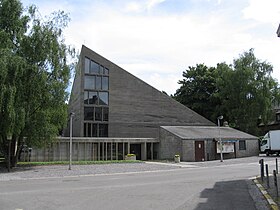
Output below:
[21,0,280,95]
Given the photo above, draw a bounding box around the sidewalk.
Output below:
[256,174,280,210]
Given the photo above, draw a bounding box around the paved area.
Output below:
[0,162,181,181]
[0,156,276,210]
[0,156,270,181]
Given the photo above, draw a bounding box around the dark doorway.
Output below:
[130,144,141,160]
[195,141,205,161]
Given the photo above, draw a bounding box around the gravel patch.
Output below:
[0,162,181,181]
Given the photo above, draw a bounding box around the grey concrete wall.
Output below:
[236,139,259,158]
[78,45,214,139]
[65,58,83,137]
[159,128,182,160]
[181,140,194,161]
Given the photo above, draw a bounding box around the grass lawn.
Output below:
[17,160,141,166]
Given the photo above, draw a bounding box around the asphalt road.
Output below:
[0,156,275,210]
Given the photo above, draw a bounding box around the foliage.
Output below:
[174,64,220,122]
[174,49,280,135]
[0,0,75,168]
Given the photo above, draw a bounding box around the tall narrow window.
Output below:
[84,91,88,104]
[96,76,102,90]
[102,77,108,90]
[99,92,108,105]
[95,107,102,121]
[87,123,92,137]
[85,57,90,74]
[84,107,94,120]
[84,76,95,89]
[103,107,109,121]
[90,60,99,74]
[89,91,98,104]
[84,57,109,137]
[99,124,108,137]
[239,140,246,150]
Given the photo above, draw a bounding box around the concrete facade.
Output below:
[21,137,159,162]
[66,45,214,139]
[160,126,259,161]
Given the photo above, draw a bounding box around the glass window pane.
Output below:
[102,77,108,90]
[87,123,91,137]
[96,76,102,90]
[84,76,95,89]
[84,107,94,120]
[100,65,104,74]
[84,91,88,104]
[99,92,108,105]
[104,68,109,75]
[84,123,87,137]
[99,124,108,137]
[89,91,98,105]
[90,60,100,74]
[103,107,109,121]
[92,124,97,137]
[95,107,102,121]
[85,57,90,74]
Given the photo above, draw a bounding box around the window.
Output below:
[90,60,99,74]
[99,92,108,105]
[95,107,102,121]
[92,124,97,137]
[84,76,95,89]
[85,57,90,74]
[87,123,91,137]
[100,65,104,74]
[102,77,109,90]
[96,76,102,89]
[84,123,97,137]
[84,107,94,120]
[104,68,109,75]
[84,91,88,104]
[103,107,109,121]
[89,91,98,104]
[239,140,246,150]
[84,58,109,137]
[99,124,108,137]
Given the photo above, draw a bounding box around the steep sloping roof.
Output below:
[161,126,257,140]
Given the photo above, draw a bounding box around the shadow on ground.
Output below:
[193,179,268,210]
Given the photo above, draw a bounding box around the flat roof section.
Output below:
[161,126,257,140]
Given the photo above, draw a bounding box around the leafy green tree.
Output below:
[0,0,75,169]
[174,49,280,135]
[173,64,220,122]
[217,49,279,135]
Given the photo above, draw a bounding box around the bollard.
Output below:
[266,164,270,188]
[276,158,278,174]
[259,159,264,182]
[273,170,278,197]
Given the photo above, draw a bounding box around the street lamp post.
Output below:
[69,112,74,170]
[217,115,223,162]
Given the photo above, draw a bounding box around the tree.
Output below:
[216,49,279,135]
[173,64,220,122]
[174,49,280,135]
[0,0,75,169]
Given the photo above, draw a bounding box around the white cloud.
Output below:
[124,2,143,13]
[242,0,280,24]
[22,0,280,94]
[146,0,166,11]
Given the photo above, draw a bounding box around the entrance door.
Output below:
[195,141,205,161]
